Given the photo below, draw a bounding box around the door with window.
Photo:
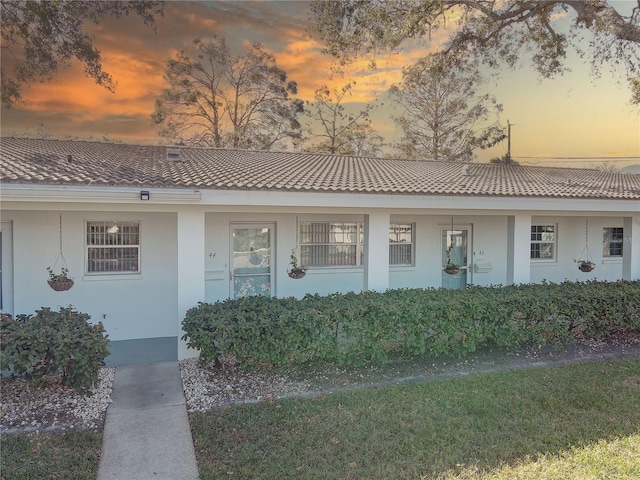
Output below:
[441,227,470,290]
[230,224,273,298]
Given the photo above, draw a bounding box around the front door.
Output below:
[441,227,471,290]
[230,224,273,299]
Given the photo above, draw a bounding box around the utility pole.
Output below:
[507,120,514,161]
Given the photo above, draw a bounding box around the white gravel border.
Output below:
[179,358,311,412]
[0,367,115,434]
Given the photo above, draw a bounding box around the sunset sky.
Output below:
[1,0,639,169]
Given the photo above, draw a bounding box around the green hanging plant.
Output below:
[47,266,74,291]
[444,243,460,275]
[287,249,307,279]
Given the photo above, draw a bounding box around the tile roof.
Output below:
[1,137,639,200]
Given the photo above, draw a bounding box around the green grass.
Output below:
[0,430,102,480]
[190,359,640,479]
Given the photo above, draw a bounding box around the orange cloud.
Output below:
[1,0,637,166]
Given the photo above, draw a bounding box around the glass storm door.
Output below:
[230,225,273,299]
[441,227,470,290]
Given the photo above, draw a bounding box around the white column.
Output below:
[507,215,531,285]
[623,215,640,281]
[0,221,14,314]
[176,208,205,360]
[364,212,390,292]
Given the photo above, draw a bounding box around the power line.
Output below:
[514,157,639,163]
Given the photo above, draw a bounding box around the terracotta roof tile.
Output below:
[1,137,639,200]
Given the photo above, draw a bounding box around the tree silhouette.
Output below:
[152,36,303,150]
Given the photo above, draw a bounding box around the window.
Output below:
[530,225,556,260]
[389,223,414,265]
[300,222,364,267]
[603,227,623,257]
[86,221,140,273]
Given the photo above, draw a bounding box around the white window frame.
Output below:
[602,227,623,258]
[299,222,364,268]
[389,223,414,266]
[85,221,140,274]
[530,224,557,262]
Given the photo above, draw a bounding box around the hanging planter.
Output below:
[575,219,595,273]
[287,249,307,279]
[576,260,595,273]
[47,213,74,291]
[48,279,74,291]
[47,266,74,291]
[288,269,307,279]
[443,218,461,275]
[444,265,460,275]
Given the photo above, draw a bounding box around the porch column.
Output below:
[507,215,531,285]
[364,212,390,292]
[177,208,205,360]
[623,215,640,281]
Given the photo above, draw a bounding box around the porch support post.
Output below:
[177,208,205,360]
[364,212,390,292]
[507,215,531,285]
[623,215,639,281]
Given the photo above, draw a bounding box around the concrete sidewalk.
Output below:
[97,362,199,480]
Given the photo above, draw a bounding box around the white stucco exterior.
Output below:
[1,208,178,342]
[1,182,638,363]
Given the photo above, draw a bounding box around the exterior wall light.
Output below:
[140,191,150,201]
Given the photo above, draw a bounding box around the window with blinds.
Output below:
[603,227,623,257]
[86,221,140,273]
[299,222,364,267]
[389,223,414,265]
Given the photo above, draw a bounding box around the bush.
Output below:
[0,306,109,395]
[182,280,640,369]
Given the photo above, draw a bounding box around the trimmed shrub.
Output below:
[0,306,109,395]
[182,280,640,369]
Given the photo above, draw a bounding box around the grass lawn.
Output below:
[191,358,640,479]
[0,431,102,480]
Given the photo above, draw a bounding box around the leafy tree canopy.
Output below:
[152,36,303,150]
[303,82,383,155]
[311,0,640,103]
[1,0,164,108]
[391,53,505,161]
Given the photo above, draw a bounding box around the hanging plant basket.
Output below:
[47,214,75,291]
[444,266,460,275]
[287,268,306,279]
[443,220,461,275]
[576,220,595,273]
[287,248,307,279]
[577,261,595,273]
[48,279,74,291]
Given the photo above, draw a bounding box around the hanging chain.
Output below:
[585,218,588,245]
[59,213,63,254]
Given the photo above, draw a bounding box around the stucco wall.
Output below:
[389,214,510,289]
[529,216,625,284]
[204,212,368,302]
[203,212,515,300]
[2,210,178,341]
[2,207,630,345]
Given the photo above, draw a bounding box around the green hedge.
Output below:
[182,280,640,368]
[1,306,110,395]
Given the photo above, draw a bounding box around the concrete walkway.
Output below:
[97,362,199,480]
